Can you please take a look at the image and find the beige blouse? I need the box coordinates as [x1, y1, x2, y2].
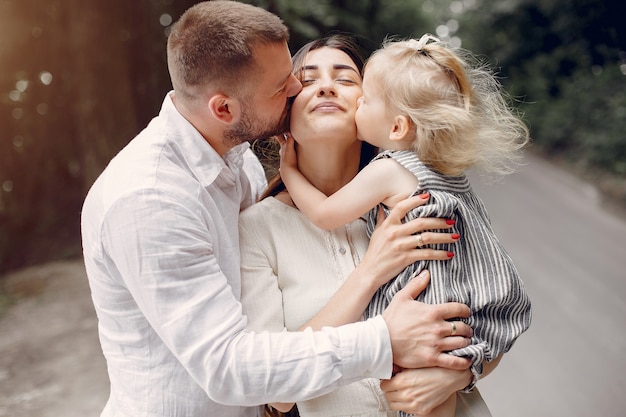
[239, 197, 396, 417]
[239, 197, 491, 417]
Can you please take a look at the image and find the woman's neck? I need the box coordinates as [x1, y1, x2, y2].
[295, 140, 362, 196]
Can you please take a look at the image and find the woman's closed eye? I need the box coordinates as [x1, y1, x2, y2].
[302, 77, 359, 86]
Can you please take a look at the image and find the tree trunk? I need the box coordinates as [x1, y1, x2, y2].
[63, 0, 140, 191]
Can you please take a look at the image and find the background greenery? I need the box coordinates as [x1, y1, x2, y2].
[0, 0, 624, 275]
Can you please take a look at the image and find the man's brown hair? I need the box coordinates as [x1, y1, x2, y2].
[167, 1, 289, 102]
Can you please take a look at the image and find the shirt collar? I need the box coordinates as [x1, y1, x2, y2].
[160, 92, 251, 188]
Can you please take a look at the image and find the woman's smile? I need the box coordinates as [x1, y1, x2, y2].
[312, 101, 344, 112]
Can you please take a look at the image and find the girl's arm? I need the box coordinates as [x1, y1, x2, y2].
[280, 135, 416, 230]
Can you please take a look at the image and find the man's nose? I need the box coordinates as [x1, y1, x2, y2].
[286, 74, 302, 98]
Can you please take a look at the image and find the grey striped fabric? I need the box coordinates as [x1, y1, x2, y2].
[365, 150, 532, 394]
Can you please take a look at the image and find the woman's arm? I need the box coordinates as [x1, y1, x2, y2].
[240, 211, 297, 413]
[240, 195, 463, 412]
[300, 194, 459, 330]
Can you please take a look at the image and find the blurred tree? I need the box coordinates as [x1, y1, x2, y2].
[0, 0, 196, 273]
[454, 0, 626, 182]
[247, 0, 436, 53]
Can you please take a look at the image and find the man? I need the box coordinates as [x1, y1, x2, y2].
[81, 2, 472, 416]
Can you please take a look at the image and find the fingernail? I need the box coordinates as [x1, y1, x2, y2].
[417, 270, 428, 279]
[451, 233, 461, 240]
[419, 193, 430, 199]
[446, 219, 455, 225]
[447, 252, 454, 258]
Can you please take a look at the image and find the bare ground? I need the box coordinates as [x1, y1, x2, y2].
[0, 259, 108, 417]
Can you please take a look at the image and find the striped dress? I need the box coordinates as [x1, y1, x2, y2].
[365, 150, 532, 393]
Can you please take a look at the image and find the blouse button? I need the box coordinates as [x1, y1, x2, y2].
[338, 247, 346, 255]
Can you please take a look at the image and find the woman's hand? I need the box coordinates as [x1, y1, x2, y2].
[380, 366, 472, 415]
[359, 193, 460, 288]
[296, 193, 462, 331]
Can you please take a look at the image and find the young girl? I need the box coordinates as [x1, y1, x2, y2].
[279, 34, 532, 417]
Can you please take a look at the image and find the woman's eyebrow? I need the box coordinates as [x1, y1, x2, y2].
[332, 64, 359, 73]
[300, 64, 358, 73]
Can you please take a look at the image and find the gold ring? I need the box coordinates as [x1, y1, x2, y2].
[415, 234, 424, 247]
[450, 322, 457, 336]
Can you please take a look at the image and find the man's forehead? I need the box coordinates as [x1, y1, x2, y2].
[253, 42, 292, 82]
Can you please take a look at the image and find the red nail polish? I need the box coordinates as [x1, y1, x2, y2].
[419, 193, 430, 199]
[447, 252, 455, 258]
[451, 233, 461, 240]
[446, 219, 456, 225]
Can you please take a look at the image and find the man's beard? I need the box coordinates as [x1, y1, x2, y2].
[223, 103, 290, 147]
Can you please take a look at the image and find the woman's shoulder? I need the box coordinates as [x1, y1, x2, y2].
[240, 195, 299, 227]
[241, 196, 279, 221]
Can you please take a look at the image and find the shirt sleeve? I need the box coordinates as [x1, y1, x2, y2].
[101, 189, 392, 406]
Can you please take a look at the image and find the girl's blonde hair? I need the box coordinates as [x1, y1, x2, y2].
[365, 34, 530, 176]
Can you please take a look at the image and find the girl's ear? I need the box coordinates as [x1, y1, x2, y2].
[389, 115, 412, 142]
[208, 94, 241, 124]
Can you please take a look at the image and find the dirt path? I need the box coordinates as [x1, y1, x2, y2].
[0, 259, 108, 417]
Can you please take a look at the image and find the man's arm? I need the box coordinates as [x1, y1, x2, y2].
[104, 190, 471, 405]
[102, 189, 391, 405]
[380, 355, 503, 415]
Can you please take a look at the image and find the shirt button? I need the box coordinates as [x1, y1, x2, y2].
[338, 247, 346, 255]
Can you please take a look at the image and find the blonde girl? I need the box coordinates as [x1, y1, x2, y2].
[279, 34, 532, 417]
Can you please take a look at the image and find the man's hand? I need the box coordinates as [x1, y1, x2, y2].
[381, 366, 471, 415]
[382, 270, 472, 370]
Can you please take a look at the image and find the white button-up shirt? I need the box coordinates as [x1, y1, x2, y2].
[81, 93, 392, 417]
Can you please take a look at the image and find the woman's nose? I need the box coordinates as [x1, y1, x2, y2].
[317, 79, 337, 97]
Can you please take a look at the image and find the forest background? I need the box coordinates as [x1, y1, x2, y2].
[0, 0, 624, 278]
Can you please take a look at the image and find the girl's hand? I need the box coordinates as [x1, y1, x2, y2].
[360, 193, 460, 288]
[278, 132, 298, 172]
[380, 366, 472, 415]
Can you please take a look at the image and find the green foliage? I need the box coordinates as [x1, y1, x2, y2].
[524, 64, 626, 175]
[456, 0, 626, 200]
[245, 0, 435, 52]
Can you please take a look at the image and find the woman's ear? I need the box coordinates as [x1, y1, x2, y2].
[208, 94, 240, 125]
[389, 115, 412, 142]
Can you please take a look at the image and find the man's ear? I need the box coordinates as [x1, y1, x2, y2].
[208, 94, 241, 124]
[389, 115, 412, 142]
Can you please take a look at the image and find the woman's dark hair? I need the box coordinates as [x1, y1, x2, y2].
[258, 33, 377, 199]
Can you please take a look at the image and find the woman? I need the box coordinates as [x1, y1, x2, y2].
[240, 35, 499, 417]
